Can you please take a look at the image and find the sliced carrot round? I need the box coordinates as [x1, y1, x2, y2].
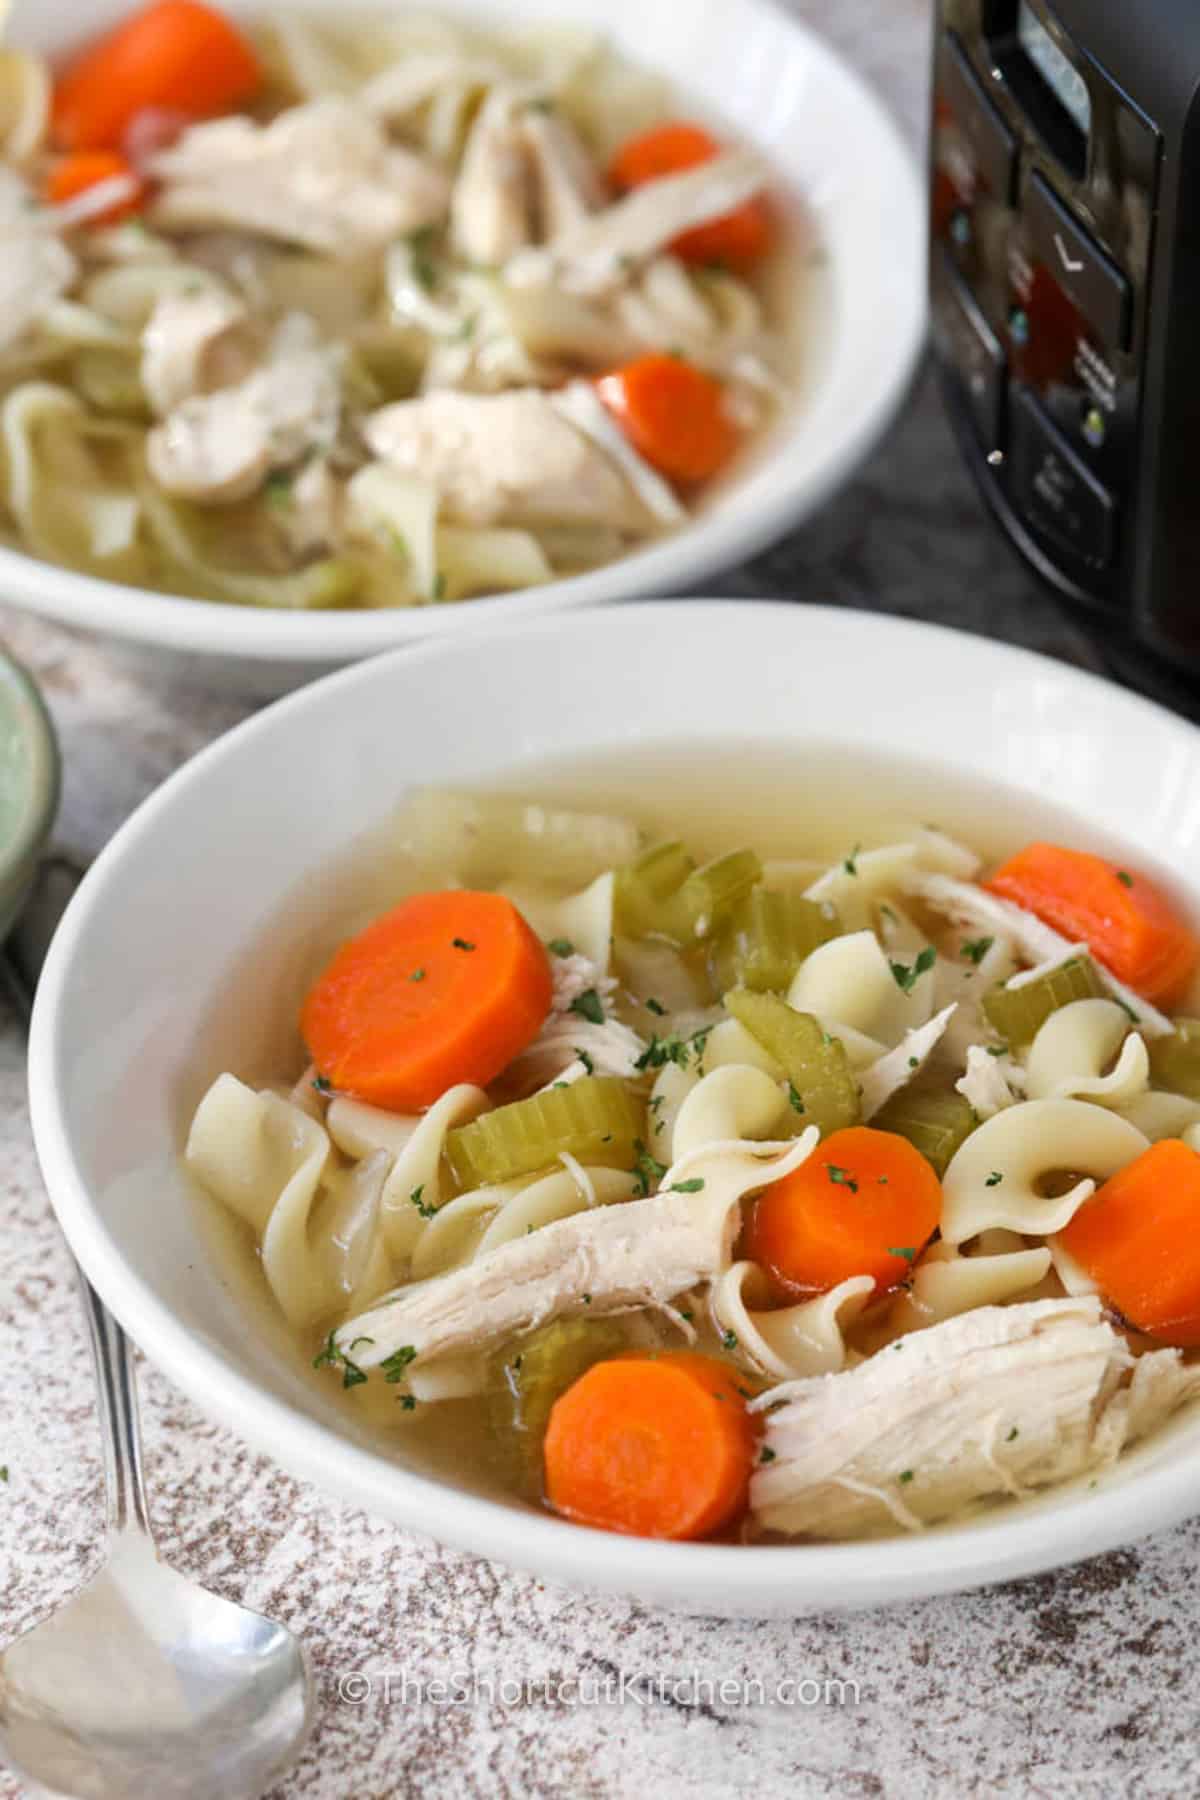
[607, 119, 772, 267]
[596, 354, 740, 484]
[543, 1352, 756, 1540]
[301, 890, 552, 1112]
[747, 1125, 942, 1301]
[45, 151, 146, 224]
[1059, 1138, 1200, 1346]
[984, 843, 1199, 1007]
[52, 0, 261, 153]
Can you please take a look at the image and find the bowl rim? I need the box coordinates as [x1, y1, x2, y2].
[0, 0, 928, 665]
[27, 599, 1200, 1608]
[0, 649, 60, 899]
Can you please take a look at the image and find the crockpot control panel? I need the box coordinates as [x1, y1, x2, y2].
[930, 0, 1159, 612]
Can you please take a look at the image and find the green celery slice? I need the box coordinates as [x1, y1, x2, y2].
[614, 840, 696, 938]
[671, 850, 763, 942]
[1148, 1019, 1200, 1099]
[711, 887, 842, 992]
[487, 1318, 629, 1496]
[446, 1077, 644, 1188]
[724, 988, 859, 1137]
[982, 954, 1108, 1045]
[872, 1087, 977, 1177]
[614, 841, 762, 945]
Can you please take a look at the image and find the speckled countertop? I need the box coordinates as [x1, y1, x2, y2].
[3, 3, 1199, 1796]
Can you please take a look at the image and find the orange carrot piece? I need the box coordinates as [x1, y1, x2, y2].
[596, 354, 740, 483]
[1059, 1138, 1200, 1346]
[52, 0, 261, 152]
[301, 891, 552, 1112]
[607, 119, 773, 266]
[985, 843, 1200, 1007]
[44, 151, 146, 224]
[543, 1352, 756, 1540]
[746, 1125, 942, 1301]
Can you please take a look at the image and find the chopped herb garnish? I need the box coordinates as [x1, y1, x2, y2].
[889, 946, 937, 994]
[410, 1184, 437, 1218]
[409, 967, 426, 982]
[1006, 1426, 1019, 1442]
[887, 1246, 916, 1262]
[1116, 870, 1134, 888]
[575, 1047, 595, 1075]
[313, 1074, 332, 1095]
[0, 1465, 8, 1481]
[312, 1330, 369, 1389]
[264, 470, 293, 510]
[908, 1056, 919, 1070]
[408, 224, 439, 291]
[826, 1164, 858, 1193]
[961, 936, 994, 965]
[760, 1446, 776, 1464]
[787, 1081, 806, 1115]
[987, 1043, 1009, 1058]
[582, 1293, 592, 1305]
[397, 1394, 417, 1411]
[721, 1328, 738, 1350]
[547, 938, 574, 957]
[670, 1178, 705, 1194]
[569, 988, 605, 1025]
[452, 936, 475, 951]
[985, 1170, 1003, 1187]
[879, 903, 897, 924]
[843, 843, 862, 877]
[635, 1032, 690, 1072]
[381, 1345, 418, 1383]
[898, 1469, 914, 1485]
[645, 997, 667, 1016]
[678, 1308, 694, 1323]
[632, 1138, 667, 1197]
[648, 1093, 666, 1117]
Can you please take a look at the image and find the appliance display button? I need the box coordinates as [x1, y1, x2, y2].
[941, 33, 1017, 206]
[1010, 387, 1116, 567]
[1026, 173, 1132, 349]
[932, 248, 1006, 448]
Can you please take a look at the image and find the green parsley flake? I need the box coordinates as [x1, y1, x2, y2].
[1006, 1426, 1019, 1441]
[987, 1043, 1010, 1058]
[569, 988, 605, 1025]
[678, 1308, 694, 1323]
[409, 967, 426, 982]
[582, 1293, 592, 1305]
[632, 1138, 667, 1197]
[575, 1047, 595, 1075]
[721, 1328, 738, 1350]
[961, 936, 994, 965]
[787, 1081, 806, 1115]
[1116, 870, 1134, 888]
[645, 997, 667, 1016]
[410, 1184, 436, 1218]
[0, 1465, 7, 1482]
[898, 1469, 914, 1484]
[634, 1032, 691, 1072]
[843, 843, 862, 876]
[381, 1345, 417, 1383]
[826, 1164, 858, 1193]
[889, 945, 936, 994]
[452, 936, 475, 952]
[312, 1330, 369, 1390]
[887, 1246, 916, 1262]
[985, 1170, 1003, 1187]
[670, 1178, 705, 1194]
[908, 1056, 919, 1070]
[759, 1446, 777, 1464]
[313, 1074, 332, 1094]
[397, 1394, 417, 1411]
[547, 938, 575, 957]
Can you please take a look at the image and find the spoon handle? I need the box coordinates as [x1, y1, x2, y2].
[76, 1263, 155, 1541]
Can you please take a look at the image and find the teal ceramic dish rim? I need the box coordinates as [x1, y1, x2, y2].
[0, 650, 60, 904]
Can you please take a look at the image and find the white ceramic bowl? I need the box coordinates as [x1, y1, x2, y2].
[28, 601, 1200, 1616]
[6, 0, 925, 696]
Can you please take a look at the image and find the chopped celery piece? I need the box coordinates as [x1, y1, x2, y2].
[614, 840, 696, 938]
[711, 888, 842, 993]
[615, 841, 762, 945]
[724, 989, 859, 1136]
[446, 1077, 644, 1188]
[872, 1088, 977, 1177]
[1149, 1019, 1200, 1099]
[487, 1317, 629, 1496]
[399, 788, 641, 885]
[982, 954, 1108, 1045]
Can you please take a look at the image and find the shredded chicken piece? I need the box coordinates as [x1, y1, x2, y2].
[449, 88, 536, 266]
[147, 316, 341, 503]
[0, 171, 76, 354]
[859, 1004, 957, 1120]
[506, 147, 769, 294]
[361, 51, 505, 122]
[511, 952, 645, 1089]
[522, 107, 605, 237]
[149, 100, 451, 259]
[956, 1044, 1019, 1119]
[140, 287, 256, 416]
[277, 455, 341, 559]
[363, 387, 653, 530]
[751, 1299, 1200, 1539]
[336, 1186, 738, 1368]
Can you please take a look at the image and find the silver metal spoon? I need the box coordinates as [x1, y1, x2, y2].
[0, 863, 314, 1800]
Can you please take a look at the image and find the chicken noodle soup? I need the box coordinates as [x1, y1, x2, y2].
[187, 783, 1200, 1542]
[0, 1, 811, 610]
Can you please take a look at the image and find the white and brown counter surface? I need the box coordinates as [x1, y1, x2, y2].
[1, 2, 1195, 1793]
